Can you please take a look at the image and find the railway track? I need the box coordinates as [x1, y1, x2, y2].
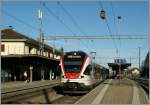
[51, 94, 83, 104]
[51, 80, 107, 104]
[135, 78, 149, 94]
[1, 81, 60, 104]
[2, 84, 85, 104]
[1, 79, 107, 104]
[128, 77, 149, 94]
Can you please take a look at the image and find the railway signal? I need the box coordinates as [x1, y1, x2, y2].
[100, 10, 106, 19]
[118, 16, 121, 19]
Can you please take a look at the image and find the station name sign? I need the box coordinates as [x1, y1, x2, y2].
[115, 59, 126, 64]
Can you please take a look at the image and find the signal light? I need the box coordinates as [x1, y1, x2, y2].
[100, 10, 106, 19]
[81, 76, 84, 78]
[118, 16, 121, 19]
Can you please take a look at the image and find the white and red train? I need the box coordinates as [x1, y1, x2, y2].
[60, 51, 109, 93]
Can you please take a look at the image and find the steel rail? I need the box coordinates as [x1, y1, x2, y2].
[1, 82, 60, 104]
[134, 78, 149, 94]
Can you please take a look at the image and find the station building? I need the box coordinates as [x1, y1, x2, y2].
[1, 28, 63, 82]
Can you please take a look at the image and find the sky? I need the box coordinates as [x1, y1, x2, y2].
[1, 0, 149, 67]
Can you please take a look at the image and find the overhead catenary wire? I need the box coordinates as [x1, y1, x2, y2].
[117, 16, 122, 58]
[42, 2, 90, 51]
[42, 2, 79, 51]
[96, 56, 139, 59]
[57, 1, 86, 35]
[56, 1, 94, 51]
[2, 9, 38, 31]
[99, 1, 119, 58]
[110, 2, 118, 37]
[44, 35, 149, 40]
[0, 25, 9, 29]
[110, 2, 122, 58]
[43, 3, 76, 35]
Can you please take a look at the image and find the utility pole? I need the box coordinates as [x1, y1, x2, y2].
[38, 9, 44, 56]
[38, 9, 44, 80]
[119, 63, 121, 85]
[90, 52, 96, 63]
[90, 52, 96, 77]
[138, 47, 141, 69]
[53, 40, 55, 59]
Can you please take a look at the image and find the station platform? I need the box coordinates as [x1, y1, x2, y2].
[1, 79, 60, 93]
[76, 78, 149, 104]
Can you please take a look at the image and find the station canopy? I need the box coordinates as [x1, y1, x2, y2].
[108, 59, 131, 71]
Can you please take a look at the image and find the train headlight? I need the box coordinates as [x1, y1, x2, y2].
[62, 75, 65, 78]
[80, 76, 84, 78]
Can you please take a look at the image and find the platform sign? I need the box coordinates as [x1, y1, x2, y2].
[67, 55, 81, 58]
[115, 59, 126, 64]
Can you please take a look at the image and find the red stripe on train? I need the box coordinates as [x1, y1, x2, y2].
[65, 73, 80, 79]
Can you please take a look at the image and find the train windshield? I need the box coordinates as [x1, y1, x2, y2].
[63, 52, 86, 73]
[64, 61, 82, 73]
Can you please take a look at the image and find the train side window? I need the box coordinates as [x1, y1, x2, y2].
[84, 65, 92, 75]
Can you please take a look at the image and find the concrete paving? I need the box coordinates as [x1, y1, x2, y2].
[75, 79, 112, 104]
[76, 78, 149, 104]
[101, 78, 133, 104]
[101, 78, 149, 104]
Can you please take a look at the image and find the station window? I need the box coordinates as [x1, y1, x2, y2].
[1, 44, 5, 52]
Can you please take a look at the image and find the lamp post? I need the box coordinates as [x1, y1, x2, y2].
[118, 63, 121, 85]
[90, 52, 96, 76]
[38, 9, 43, 56]
[38, 9, 45, 80]
[115, 59, 122, 85]
[29, 65, 33, 82]
[90, 52, 96, 60]
[138, 47, 141, 69]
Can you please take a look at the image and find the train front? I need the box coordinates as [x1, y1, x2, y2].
[60, 51, 89, 92]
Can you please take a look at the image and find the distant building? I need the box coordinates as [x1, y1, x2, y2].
[131, 68, 140, 76]
[1, 28, 63, 82]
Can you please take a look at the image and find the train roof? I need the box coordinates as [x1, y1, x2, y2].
[90, 63, 108, 70]
[64, 51, 108, 70]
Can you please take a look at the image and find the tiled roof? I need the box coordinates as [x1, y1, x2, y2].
[1, 29, 53, 51]
[2, 29, 29, 39]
